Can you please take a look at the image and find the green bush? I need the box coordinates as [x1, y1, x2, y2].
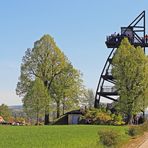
[128, 126, 143, 137]
[98, 129, 119, 147]
[140, 120, 148, 132]
[112, 114, 125, 125]
[82, 108, 112, 125]
[80, 108, 125, 125]
[95, 112, 112, 124]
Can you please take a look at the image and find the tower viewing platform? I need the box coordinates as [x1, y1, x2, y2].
[95, 11, 147, 108]
[106, 26, 148, 48]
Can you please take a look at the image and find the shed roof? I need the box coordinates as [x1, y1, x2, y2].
[66, 109, 84, 115]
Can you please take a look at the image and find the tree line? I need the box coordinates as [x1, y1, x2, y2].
[4, 36, 148, 125]
[16, 34, 94, 125]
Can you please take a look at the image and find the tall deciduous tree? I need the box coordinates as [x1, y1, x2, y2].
[23, 78, 50, 125]
[112, 38, 148, 124]
[16, 35, 68, 124]
[50, 63, 84, 118]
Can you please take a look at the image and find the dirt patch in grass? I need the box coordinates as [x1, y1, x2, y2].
[122, 132, 148, 148]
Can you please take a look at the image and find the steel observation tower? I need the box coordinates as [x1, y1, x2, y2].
[94, 11, 148, 108]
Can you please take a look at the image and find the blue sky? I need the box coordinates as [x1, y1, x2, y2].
[0, 0, 148, 105]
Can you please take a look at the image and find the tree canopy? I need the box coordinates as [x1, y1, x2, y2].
[16, 34, 84, 124]
[112, 38, 148, 124]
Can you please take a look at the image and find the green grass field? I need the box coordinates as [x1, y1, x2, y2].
[0, 125, 129, 148]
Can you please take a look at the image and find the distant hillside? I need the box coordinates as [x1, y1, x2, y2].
[9, 105, 26, 117]
[9, 105, 23, 114]
[9, 105, 23, 110]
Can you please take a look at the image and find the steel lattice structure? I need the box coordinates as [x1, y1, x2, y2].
[95, 11, 148, 108]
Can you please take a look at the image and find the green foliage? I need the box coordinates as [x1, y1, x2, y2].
[98, 129, 119, 147]
[127, 121, 148, 138]
[112, 38, 148, 123]
[81, 108, 126, 125]
[127, 126, 143, 137]
[16, 34, 68, 95]
[50, 63, 84, 117]
[140, 120, 148, 131]
[111, 114, 125, 125]
[0, 104, 11, 121]
[16, 34, 84, 122]
[16, 35, 68, 112]
[23, 78, 50, 124]
[82, 108, 112, 124]
[95, 111, 112, 125]
[15, 117, 25, 123]
[84, 89, 95, 108]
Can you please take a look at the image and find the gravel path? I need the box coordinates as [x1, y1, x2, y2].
[139, 136, 148, 148]
[122, 133, 148, 148]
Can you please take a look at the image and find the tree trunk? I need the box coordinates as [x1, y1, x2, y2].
[36, 111, 39, 125]
[44, 113, 49, 125]
[62, 102, 65, 115]
[141, 110, 145, 123]
[44, 104, 50, 125]
[127, 113, 133, 125]
[57, 101, 60, 118]
[44, 81, 50, 125]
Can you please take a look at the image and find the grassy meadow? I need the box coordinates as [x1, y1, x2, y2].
[0, 125, 129, 148]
